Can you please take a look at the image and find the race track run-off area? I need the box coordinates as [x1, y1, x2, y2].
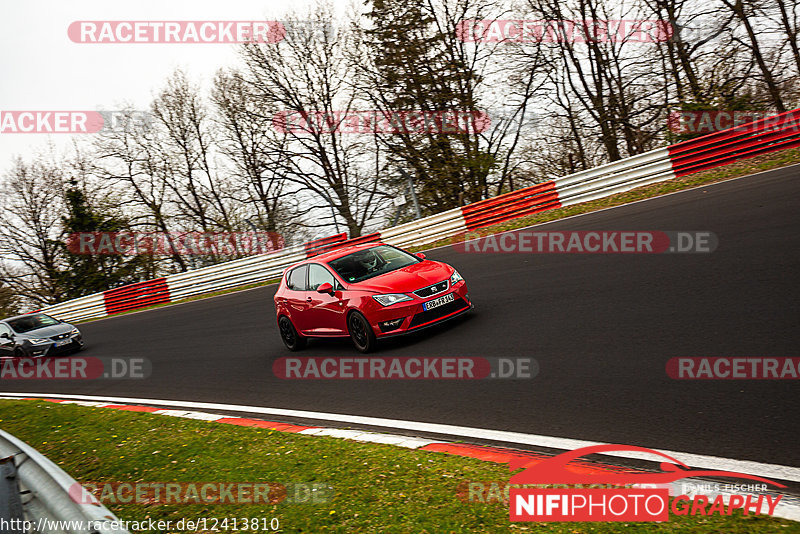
[3, 165, 799, 468]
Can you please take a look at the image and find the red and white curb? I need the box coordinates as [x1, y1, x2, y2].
[1, 394, 799, 521]
[0, 397, 543, 456]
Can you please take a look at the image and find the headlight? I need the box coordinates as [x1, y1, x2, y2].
[450, 269, 464, 285]
[69, 328, 80, 336]
[372, 294, 413, 307]
[28, 338, 51, 345]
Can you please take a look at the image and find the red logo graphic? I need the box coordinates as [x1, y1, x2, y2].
[509, 444, 785, 522]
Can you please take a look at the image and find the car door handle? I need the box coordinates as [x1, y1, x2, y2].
[306, 297, 312, 302]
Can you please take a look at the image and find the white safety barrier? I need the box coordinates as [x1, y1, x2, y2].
[380, 207, 467, 249]
[555, 147, 675, 206]
[37, 293, 106, 325]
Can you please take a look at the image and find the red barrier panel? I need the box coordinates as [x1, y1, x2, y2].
[344, 232, 382, 245]
[305, 232, 382, 257]
[460, 181, 560, 231]
[103, 278, 171, 315]
[668, 109, 800, 177]
[304, 233, 348, 258]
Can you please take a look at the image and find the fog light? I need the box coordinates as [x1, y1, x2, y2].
[379, 318, 405, 332]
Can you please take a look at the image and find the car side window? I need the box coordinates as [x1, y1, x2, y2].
[286, 265, 308, 291]
[307, 263, 337, 291]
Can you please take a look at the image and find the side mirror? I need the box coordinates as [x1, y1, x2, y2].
[317, 282, 334, 295]
[416, 252, 426, 260]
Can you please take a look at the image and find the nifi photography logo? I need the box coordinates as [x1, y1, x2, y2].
[509, 444, 785, 522]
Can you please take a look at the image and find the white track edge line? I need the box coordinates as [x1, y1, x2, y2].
[3, 392, 798, 483]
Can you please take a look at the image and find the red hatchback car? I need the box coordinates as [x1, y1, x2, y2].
[274, 243, 471, 352]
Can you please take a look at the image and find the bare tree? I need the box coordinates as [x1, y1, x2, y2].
[151, 69, 237, 237]
[524, 0, 669, 161]
[238, 4, 388, 236]
[775, 0, 800, 77]
[718, 0, 786, 111]
[0, 154, 67, 306]
[93, 109, 189, 272]
[212, 68, 306, 245]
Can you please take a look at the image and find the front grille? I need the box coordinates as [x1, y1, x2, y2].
[409, 298, 468, 328]
[413, 280, 449, 299]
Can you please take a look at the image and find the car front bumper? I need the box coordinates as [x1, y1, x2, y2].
[367, 281, 472, 338]
[24, 335, 84, 358]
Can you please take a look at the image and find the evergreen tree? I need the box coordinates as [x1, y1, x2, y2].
[57, 180, 144, 298]
[363, 0, 495, 212]
[0, 285, 18, 318]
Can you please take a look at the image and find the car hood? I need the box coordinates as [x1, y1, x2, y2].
[18, 324, 74, 338]
[354, 260, 454, 293]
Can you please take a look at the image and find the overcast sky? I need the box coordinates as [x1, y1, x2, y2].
[0, 0, 348, 174]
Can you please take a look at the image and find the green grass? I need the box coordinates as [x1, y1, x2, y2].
[1, 400, 797, 533]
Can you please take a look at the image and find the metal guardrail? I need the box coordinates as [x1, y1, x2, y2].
[554, 147, 675, 206]
[36, 109, 799, 324]
[0, 429, 131, 534]
[669, 108, 800, 176]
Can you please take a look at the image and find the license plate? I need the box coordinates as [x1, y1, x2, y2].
[423, 292, 455, 311]
[54, 339, 71, 347]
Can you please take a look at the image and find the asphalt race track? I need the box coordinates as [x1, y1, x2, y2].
[3, 165, 799, 467]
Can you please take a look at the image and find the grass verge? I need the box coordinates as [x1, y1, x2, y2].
[1, 400, 797, 533]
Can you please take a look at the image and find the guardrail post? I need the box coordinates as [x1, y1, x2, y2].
[0, 456, 25, 533]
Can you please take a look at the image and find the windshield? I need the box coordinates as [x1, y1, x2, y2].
[7, 313, 61, 333]
[328, 245, 420, 284]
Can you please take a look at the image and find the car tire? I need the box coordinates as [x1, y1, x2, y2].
[348, 311, 376, 353]
[278, 316, 306, 351]
[13, 347, 26, 358]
